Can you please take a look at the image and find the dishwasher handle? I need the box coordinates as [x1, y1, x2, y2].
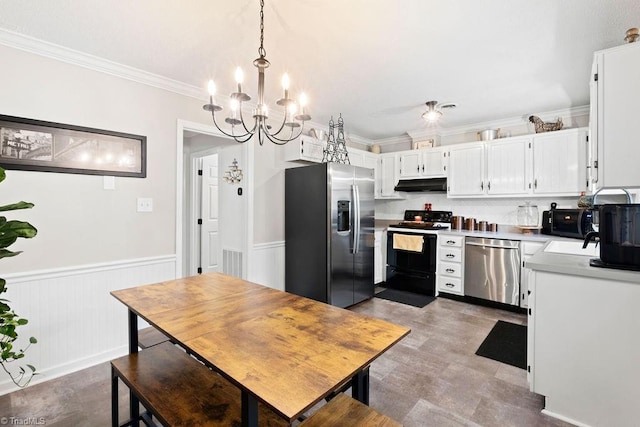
[465, 239, 520, 250]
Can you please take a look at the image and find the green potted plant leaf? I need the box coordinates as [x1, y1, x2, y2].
[0, 166, 38, 387]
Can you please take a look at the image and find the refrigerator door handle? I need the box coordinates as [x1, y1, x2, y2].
[353, 184, 361, 254]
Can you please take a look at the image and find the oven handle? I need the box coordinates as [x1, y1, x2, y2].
[353, 184, 361, 254]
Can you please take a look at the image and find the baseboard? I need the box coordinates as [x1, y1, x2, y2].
[0, 345, 128, 396]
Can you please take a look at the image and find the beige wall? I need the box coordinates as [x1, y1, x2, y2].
[0, 44, 209, 273]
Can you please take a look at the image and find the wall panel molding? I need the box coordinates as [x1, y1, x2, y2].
[0, 255, 176, 396]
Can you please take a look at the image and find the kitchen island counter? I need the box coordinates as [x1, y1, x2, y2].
[526, 240, 640, 284]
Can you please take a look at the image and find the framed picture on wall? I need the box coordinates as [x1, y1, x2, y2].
[0, 114, 146, 178]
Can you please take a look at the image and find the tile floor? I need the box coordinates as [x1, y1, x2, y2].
[0, 295, 572, 426]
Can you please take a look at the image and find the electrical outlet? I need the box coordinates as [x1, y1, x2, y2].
[137, 197, 153, 212]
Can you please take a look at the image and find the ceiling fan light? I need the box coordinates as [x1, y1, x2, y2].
[422, 110, 442, 122]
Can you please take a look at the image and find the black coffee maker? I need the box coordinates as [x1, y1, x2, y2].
[583, 204, 640, 270]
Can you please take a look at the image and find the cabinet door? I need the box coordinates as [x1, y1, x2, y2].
[532, 129, 586, 195]
[520, 241, 545, 308]
[423, 148, 446, 177]
[447, 143, 485, 196]
[380, 154, 399, 197]
[349, 150, 366, 168]
[399, 152, 422, 178]
[374, 231, 383, 284]
[596, 43, 640, 188]
[363, 154, 380, 197]
[486, 137, 530, 196]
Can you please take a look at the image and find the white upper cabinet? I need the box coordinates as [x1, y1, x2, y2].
[531, 129, 587, 195]
[447, 142, 485, 197]
[447, 128, 587, 198]
[398, 151, 422, 178]
[348, 147, 380, 196]
[379, 153, 401, 198]
[486, 137, 531, 196]
[423, 148, 447, 177]
[398, 147, 446, 179]
[283, 136, 324, 163]
[591, 42, 640, 189]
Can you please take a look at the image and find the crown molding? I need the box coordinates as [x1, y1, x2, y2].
[372, 134, 412, 147]
[404, 105, 590, 141]
[0, 28, 207, 100]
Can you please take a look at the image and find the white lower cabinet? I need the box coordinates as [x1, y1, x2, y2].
[519, 240, 545, 308]
[374, 230, 385, 284]
[437, 233, 464, 295]
[528, 269, 640, 426]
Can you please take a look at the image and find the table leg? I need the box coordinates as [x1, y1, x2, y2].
[352, 367, 370, 405]
[111, 366, 118, 427]
[128, 309, 139, 354]
[241, 390, 258, 427]
[128, 309, 140, 426]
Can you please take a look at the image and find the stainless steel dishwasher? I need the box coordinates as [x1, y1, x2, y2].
[464, 237, 521, 306]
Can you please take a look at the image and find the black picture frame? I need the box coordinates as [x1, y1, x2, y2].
[0, 114, 146, 178]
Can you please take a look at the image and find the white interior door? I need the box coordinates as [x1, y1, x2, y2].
[200, 154, 220, 273]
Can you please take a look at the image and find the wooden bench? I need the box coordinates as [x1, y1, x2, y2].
[111, 341, 401, 426]
[110, 341, 288, 426]
[299, 393, 402, 427]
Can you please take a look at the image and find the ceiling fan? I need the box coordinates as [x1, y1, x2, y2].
[421, 100, 457, 123]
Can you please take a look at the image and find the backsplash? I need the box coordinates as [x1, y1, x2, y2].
[375, 193, 611, 225]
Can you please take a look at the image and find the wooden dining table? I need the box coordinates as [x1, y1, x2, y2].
[111, 272, 410, 426]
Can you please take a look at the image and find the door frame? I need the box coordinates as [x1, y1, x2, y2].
[175, 119, 253, 278]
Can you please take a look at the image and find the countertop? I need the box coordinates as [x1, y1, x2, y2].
[526, 240, 640, 284]
[375, 219, 550, 243]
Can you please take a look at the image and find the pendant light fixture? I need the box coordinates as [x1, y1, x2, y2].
[203, 0, 310, 145]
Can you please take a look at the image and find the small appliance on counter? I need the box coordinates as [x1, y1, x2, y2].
[541, 203, 594, 239]
[516, 202, 540, 234]
[583, 204, 640, 271]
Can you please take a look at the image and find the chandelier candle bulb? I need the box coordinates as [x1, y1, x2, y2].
[282, 73, 290, 99]
[235, 67, 244, 93]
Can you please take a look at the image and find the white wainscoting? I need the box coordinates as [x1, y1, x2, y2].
[0, 255, 176, 395]
[248, 241, 285, 291]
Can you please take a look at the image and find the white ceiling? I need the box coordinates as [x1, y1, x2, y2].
[0, 0, 638, 141]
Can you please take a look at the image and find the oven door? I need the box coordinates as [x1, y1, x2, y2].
[387, 230, 437, 272]
[386, 230, 437, 295]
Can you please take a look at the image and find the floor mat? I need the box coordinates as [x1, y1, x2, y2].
[374, 288, 435, 308]
[475, 320, 527, 369]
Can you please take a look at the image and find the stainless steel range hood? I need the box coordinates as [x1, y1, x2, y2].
[394, 178, 447, 192]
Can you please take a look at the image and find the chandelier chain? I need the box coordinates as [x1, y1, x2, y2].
[258, 0, 266, 57]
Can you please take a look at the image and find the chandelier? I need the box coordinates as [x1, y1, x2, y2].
[223, 158, 243, 184]
[203, 0, 310, 145]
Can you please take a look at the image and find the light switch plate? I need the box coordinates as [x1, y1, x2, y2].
[137, 197, 153, 212]
[103, 176, 115, 190]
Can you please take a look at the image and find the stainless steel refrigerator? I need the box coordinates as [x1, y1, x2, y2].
[285, 162, 375, 308]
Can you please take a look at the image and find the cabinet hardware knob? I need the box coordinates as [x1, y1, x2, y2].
[446, 268, 455, 273]
[534, 179, 538, 189]
[481, 181, 484, 190]
[445, 283, 454, 288]
[446, 254, 454, 258]
[446, 240, 455, 244]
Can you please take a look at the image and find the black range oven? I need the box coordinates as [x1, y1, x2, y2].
[385, 210, 452, 296]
